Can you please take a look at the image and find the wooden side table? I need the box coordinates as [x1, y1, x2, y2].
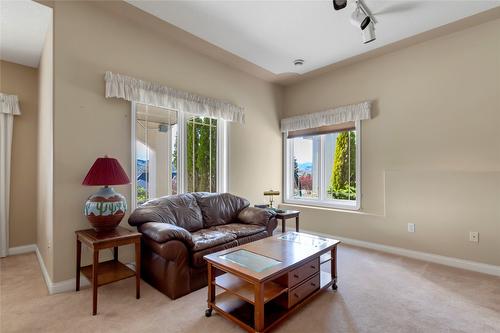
[276, 210, 300, 233]
[75, 226, 141, 315]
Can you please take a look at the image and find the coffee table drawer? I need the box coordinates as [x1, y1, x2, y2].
[289, 273, 320, 307]
[289, 257, 319, 287]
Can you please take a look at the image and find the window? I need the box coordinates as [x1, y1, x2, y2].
[132, 103, 227, 208]
[284, 121, 360, 210]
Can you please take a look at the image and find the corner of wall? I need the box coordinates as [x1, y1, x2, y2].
[36, 6, 54, 281]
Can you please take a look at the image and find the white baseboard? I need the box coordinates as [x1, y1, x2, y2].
[8, 244, 37, 255]
[34, 246, 90, 294]
[298, 228, 500, 277]
[48, 263, 136, 294]
[34, 247, 52, 293]
[32, 246, 136, 294]
[51, 276, 90, 294]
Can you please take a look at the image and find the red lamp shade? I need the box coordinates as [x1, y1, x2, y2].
[82, 156, 130, 186]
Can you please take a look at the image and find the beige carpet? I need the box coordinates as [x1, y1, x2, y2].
[1, 244, 500, 333]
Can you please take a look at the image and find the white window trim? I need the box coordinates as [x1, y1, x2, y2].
[217, 119, 228, 193]
[283, 120, 361, 211]
[131, 102, 138, 210]
[131, 102, 228, 210]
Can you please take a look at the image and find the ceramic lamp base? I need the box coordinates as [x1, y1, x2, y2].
[84, 186, 127, 232]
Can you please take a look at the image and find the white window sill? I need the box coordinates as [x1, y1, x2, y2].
[283, 198, 360, 211]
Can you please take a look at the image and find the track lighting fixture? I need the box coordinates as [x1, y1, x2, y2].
[350, 4, 371, 30]
[332, 0, 376, 44]
[332, 0, 347, 10]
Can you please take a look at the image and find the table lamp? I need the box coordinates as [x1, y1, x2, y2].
[82, 156, 130, 233]
[263, 190, 280, 208]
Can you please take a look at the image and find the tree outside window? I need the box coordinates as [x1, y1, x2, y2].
[328, 131, 356, 200]
[186, 116, 217, 192]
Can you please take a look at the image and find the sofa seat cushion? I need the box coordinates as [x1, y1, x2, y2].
[191, 240, 238, 268]
[236, 231, 269, 246]
[212, 223, 266, 238]
[191, 229, 237, 252]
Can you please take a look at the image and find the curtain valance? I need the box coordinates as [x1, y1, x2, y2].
[0, 93, 21, 116]
[104, 71, 245, 124]
[281, 100, 371, 133]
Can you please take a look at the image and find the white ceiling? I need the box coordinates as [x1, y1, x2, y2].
[0, 0, 52, 68]
[127, 0, 500, 75]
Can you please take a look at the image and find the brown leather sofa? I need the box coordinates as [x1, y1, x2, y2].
[128, 192, 277, 299]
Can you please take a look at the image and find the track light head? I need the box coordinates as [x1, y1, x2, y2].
[350, 5, 371, 30]
[362, 22, 376, 44]
[333, 0, 347, 10]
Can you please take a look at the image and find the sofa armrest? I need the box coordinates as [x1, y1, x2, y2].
[237, 207, 273, 226]
[139, 222, 194, 248]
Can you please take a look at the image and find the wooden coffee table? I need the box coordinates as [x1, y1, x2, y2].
[204, 232, 340, 333]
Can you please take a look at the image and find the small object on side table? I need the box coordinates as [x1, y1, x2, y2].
[75, 226, 141, 315]
[276, 209, 300, 233]
[263, 190, 280, 208]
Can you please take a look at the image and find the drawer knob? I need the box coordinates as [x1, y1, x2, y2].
[311, 265, 316, 269]
[293, 274, 299, 278]
[311, 282, 316, 287]
[294, 293, 299, 298]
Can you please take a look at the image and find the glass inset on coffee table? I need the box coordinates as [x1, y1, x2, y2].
[219, 249, 281, 273]
[278, 232, 328, 247]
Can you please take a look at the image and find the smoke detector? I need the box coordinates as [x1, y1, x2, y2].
[293, 59, 305, 66]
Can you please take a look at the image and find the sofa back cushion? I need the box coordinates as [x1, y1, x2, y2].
[193, 192, 250, 228]
[128, 193, 203, 232]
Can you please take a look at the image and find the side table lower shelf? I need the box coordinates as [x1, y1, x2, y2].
[81, 260, 136, 287]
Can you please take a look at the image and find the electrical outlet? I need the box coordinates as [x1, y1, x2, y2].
[408, 223, 415, 233]
[469, 232, 479, 243]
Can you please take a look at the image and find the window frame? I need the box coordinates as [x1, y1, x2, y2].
[283, 120, 361, 211]
[131, 102, 228, 210]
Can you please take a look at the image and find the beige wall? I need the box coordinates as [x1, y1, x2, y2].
[51, 1, 282, 282]
[0, 61, 38, 248]
[281, 18, 500, 266]
[37, 16, 54, 279]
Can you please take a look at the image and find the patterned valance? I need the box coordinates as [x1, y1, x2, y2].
[281, 100, 371, 132]
[104, 71, 244, 123]
[0, 93, 21, 115]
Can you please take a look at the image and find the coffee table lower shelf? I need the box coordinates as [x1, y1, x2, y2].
[213, 292, 288, 332]
[209, 271, 333, 333]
